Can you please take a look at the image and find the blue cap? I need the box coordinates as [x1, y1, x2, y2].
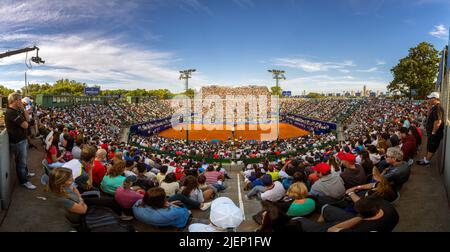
[261, 174, 273, 186]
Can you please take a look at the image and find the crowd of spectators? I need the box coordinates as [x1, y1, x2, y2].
[131, 133, 337, 160]
[23, 90, 429, 232]
[281, 98, 364, 123]
[200, 85, 271, 99]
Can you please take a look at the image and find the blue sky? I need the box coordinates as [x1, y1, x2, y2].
[0, 0, 449, 94]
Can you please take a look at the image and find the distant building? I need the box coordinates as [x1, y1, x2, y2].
[363, 85, 367, 97]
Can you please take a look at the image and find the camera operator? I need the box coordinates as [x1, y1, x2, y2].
[5, 92, 36, 190]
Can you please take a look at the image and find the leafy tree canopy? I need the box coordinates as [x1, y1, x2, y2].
[388, 42, 440, 99]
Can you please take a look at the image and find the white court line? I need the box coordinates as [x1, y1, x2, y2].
[236, 173, 246, 220]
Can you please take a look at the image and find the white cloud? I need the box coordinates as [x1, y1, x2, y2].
[413, 0, 450, 6]
[274, 58, 355, 72]
[0, 80, 28, 90]
[0, 33, 198, 91]
[0, 0, 212, 34]
[376, 60, 386, 65]
[357, 67, 378, 73]
[0, 0, 138, 31]
[430, 24, 449, 40]
[282, 75, 387, 94]
[232, 0, 255, 8]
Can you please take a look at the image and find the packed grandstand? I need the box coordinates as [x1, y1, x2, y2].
[2, 84, 428, 232]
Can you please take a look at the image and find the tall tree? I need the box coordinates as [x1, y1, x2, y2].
[147, 89, 175, 99]
[0, 85, 14, 96]
[21, 83, 52, 96]
[306, 92, 324, 99]
[178, 88, 195, 98]
[126, 88, 148, 97]
[388, 42, 440, 99]
[270, 86, 282, 97]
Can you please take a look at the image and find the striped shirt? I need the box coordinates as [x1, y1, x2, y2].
[204, 171, 221, 185]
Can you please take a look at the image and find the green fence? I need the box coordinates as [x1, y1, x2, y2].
[35, 94, 111, 108]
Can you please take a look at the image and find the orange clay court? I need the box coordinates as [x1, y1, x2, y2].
[158, 122, 310, 141]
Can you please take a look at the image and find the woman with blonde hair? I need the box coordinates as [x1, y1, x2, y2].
[48, 167, 87, 216]
[48, 167, 125, 225]
[345, 167, 397, 203]
[285, 182, 315, 217]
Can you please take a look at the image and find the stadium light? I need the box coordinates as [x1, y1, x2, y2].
[268, 69, 287, 141]
[179, 69, 196, 143]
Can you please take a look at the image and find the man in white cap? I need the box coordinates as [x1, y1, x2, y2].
[417, 92, 445, 165]
[188, 197, 244, 232]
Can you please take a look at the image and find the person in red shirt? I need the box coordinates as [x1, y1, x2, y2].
[101, 142, 109, 151]
[399, 127, 417, 162]
[46, 132, 65, 167]
[92, 148, 108, 188]
[108, 148, 116, 161]
[416, 126, 423, 139]
[175, 167, 186, 181]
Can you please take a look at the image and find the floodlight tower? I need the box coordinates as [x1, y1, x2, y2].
[179, 69, 196, 143]
[268, 69, 286, 141]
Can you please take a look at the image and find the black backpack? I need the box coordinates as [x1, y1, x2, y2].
[81, 207, 135, 232]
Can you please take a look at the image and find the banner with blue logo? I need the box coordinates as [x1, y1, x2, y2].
[84, 87, 100, 95]
[283, 114, 337, 135]
[130, 116, 173, 137]
[282, 91, 292, 97]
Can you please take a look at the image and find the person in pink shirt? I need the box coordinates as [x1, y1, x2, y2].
[204, 165, 226, 191]
[115, 175, 144, 211]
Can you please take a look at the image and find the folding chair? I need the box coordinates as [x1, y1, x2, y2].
[42, 159, 53, 176]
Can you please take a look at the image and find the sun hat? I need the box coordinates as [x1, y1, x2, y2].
[427, 92, 439, 99]
[210, 197, 244, 229]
